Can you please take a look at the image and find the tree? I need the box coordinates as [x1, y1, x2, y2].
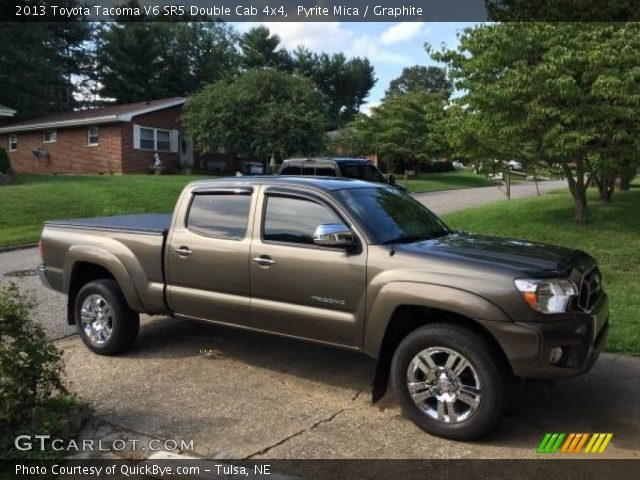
[0, 1, 93, 118]
[308, 53, 376, 130]
[98, 22, 238, 103]
[385, 65, 453, 98]
[240, 26, 292, 70]
[183, 70, 327, 163]
[357, 91, 448, 173]
[432, 23, 640, 223]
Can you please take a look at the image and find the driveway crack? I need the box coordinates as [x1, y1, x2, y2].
[246, 383, 369, 459]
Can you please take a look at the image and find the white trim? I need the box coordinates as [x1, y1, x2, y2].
[8, 134, 17, 151]
[0, 98, 185, 134]
[87, 126, 99, 146]
[0, 115, 119, 134]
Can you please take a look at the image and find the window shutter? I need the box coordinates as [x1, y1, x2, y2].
[133, 124, 141, 149]
[171, 130, 179, 153]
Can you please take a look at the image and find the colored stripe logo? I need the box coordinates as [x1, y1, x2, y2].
[537, 433, 613, 454]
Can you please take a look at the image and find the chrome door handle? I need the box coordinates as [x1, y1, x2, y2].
[252, 256, 276, 267]
[174, 246, 192, 257]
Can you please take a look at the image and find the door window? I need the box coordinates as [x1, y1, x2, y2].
[263, 195, 341, 245]
[280, 163, 301, 175]
[187, 193, 252, 239]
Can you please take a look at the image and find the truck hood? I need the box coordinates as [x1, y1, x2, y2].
[398, 232, 583, 275]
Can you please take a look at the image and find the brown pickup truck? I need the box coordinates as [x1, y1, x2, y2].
[38, 176, 609, 439]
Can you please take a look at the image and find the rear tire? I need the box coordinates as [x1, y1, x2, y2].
[74, 279, 139, 355]
[391, 323, 504, 440]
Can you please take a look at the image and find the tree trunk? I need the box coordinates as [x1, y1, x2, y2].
[564, 164, 588, 224]
[596, 172, 615, 203]
[617, 168, 636, 191]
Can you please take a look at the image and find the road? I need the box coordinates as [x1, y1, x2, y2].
[3, 180, 639, 460]
[414, 179, 567, 215]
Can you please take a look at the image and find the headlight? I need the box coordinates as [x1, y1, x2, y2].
[514, 278, 577, 314]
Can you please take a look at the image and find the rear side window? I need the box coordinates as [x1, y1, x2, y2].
[315, 166, 337, 176]
[187, 193, 252, 239]
[263, 195, 341, 245]
[339, 164, 361, 179]
[280, 163, 301, 175]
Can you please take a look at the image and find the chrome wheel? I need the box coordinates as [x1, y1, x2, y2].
[406, 347, 481, 423]
[80, 294, 113, 346]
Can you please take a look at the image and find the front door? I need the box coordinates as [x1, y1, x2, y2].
[166, 188, 254, 324]
[248, 189, 367, 347]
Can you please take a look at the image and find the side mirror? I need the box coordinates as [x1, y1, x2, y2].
[313, 224, 355, 247]
[387, 174, 396, 185]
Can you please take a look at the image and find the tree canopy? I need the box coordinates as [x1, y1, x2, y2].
[98, 22, 238, 103]
[183, 69, 327, 162]
[356, 91, 448, 172]
[385, 65, 453, 98]
[432, 22, 640, 223]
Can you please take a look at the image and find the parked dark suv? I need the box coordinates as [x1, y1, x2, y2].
[278, 157, 401, 188]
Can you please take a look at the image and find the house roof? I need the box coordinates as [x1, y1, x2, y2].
[0, 104, 16, 117]
[0, 97, 185, 134]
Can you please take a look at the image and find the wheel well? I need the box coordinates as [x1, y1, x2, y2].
[371, 305, 513, 403]
[67, 262, 115, 325]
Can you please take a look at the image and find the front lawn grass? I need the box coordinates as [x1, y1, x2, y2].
[403, 170, 495, 193]
[0, 174, 210, 246]
[443, 183, 640, 355]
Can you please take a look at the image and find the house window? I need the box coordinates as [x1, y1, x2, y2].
[138, 126, 171, 151]
[156, 129, 171, 152]
[87, 126, 99, 146]
[139, 127, 155, 150]
[8, 134, 17, 152]
[43, 129, 57, 143]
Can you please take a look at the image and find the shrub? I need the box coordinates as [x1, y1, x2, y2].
[0, 147, 11, 174]
[0, 283, 85, 457]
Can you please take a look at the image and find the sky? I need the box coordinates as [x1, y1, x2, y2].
[235, 22, 479, 113]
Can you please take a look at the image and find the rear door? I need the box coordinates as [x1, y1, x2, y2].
[166, 187, 255, 325]
[248, 188, 367, 347]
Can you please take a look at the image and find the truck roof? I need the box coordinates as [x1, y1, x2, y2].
[282, 157, 372, 164]
[187, 175, 384, 192]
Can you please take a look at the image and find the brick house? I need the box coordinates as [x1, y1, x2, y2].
[0, 98, 195, 174]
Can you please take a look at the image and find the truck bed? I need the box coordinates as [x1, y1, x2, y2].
[45, 213, 171, 234]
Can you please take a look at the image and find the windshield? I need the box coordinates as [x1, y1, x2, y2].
[334, 187, 450, 244]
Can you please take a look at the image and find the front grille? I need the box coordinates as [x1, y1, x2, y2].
[578, 266, 603, 312]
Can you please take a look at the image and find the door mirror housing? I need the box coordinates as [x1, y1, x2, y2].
[313, 224, 355, 247]
[387, 174, 396, 185]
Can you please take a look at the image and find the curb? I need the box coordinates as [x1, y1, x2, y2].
[0, 243, 37, 253]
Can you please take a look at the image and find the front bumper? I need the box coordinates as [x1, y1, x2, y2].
[480, 293, 609, 379]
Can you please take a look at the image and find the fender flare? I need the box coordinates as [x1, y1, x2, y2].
[63, 245, 145, 312]
[363, 281, 512, 358]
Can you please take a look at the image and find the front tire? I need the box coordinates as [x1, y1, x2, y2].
[391, 323, 504, 440]
[74, 279, 139, 355]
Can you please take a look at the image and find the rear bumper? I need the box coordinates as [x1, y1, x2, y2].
[37, 264, 52, 290]
[480, 293, 609, 379]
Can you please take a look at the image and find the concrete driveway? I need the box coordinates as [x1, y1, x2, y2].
[2, 180, 639, 459]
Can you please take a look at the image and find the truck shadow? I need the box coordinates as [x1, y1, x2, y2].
[120, 316, 640, 452]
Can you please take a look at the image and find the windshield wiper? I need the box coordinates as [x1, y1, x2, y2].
[382, 232, 448, 245]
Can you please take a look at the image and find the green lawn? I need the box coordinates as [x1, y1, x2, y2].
[443, 183, 640, 355]
[403, 170, 495, 193]
[0, 174, 210, 246]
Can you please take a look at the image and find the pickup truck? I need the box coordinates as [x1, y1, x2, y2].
[38, 176, 609, 440]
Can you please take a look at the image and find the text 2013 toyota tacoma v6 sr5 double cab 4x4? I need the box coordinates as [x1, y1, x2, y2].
[38, 177, 609, 439]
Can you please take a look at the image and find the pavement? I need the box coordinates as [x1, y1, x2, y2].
[2, 180, 639, 460]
